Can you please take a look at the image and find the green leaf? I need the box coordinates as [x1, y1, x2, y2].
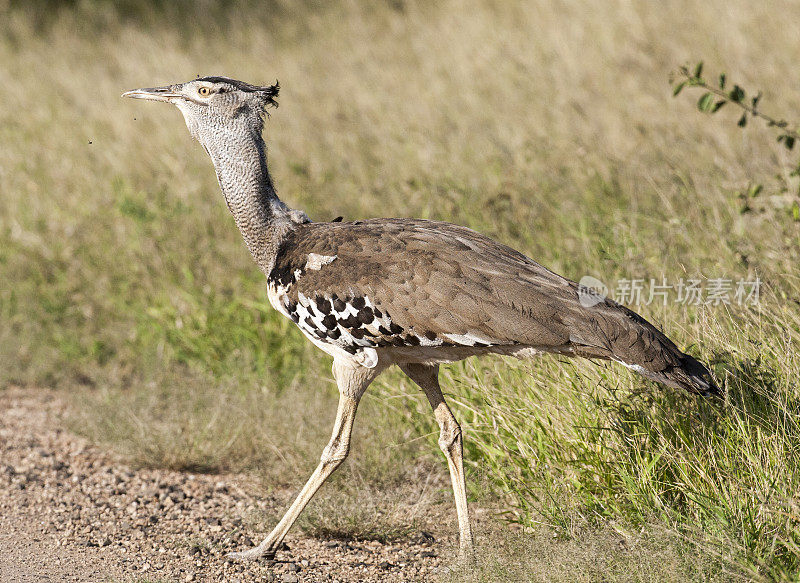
[751, 92, 761, 109]
[729, 85, 745, 102]
[697, 93, 715, 113]
[738, 113, 747, 127]
[694, 62, 704, 79]
[718, 73, 726, 89]
[793, 203, 800, 222]
[784, 136, 795, 150]
[672, 81, 687, 96]
[712, 100, 726, 112]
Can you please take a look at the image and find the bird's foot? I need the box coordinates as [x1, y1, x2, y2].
[226, 545, 277, 561]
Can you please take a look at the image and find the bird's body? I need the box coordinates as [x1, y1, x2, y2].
[123, 76, 716, 562]
[266, 218, 712, 392]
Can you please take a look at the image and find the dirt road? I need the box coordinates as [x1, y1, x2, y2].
[0, 388, 449, 582]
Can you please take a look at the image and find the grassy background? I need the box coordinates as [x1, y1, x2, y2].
[2, 0, 800, 580]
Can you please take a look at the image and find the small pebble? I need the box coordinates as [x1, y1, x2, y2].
[420, 550, 437, 558]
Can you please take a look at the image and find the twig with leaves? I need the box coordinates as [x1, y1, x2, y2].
[671, 62, 800, 220]
[671, 62, 800, 150]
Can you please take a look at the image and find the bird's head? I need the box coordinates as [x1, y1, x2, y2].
[123, 76, 279, 145]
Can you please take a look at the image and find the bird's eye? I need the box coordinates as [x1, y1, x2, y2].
[198, 86, 211, 96]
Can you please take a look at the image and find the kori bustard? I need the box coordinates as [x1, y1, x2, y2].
[123, 77, 717, 560]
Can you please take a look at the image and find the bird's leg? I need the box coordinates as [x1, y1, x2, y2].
[400, 363, 474, 558]
[228, 359, 381, 560]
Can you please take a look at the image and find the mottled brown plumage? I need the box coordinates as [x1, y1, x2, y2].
[124, 76, 716, 564]
[267, 218, 712, 393]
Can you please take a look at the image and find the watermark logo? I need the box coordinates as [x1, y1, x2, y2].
[578, 275, 609, 307]
[577, 276, 760, 307]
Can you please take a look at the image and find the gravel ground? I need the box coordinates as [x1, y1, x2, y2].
[0, 387, 453, 582]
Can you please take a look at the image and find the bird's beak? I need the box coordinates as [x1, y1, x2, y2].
[122, 85, 182, 103]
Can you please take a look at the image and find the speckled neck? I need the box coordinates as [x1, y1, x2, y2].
[203, 124, 294, 275]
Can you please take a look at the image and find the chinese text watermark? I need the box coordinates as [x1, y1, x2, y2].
[578, 276, 760, 308]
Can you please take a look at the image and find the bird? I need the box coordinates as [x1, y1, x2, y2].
[123, 76, 717, 561]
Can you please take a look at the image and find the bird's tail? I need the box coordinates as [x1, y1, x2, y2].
[635, 352, 719, 397]
[567, 295, 719, 397]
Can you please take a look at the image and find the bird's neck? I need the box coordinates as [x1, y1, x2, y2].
[205, 129, 293, 275]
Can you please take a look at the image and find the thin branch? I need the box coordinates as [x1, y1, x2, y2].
[673, 65, 800, 142]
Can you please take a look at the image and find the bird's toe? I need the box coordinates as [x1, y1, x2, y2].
[226, 546, 276, 561]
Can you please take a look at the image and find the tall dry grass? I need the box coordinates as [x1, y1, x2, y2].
[2, 0, 800, 579]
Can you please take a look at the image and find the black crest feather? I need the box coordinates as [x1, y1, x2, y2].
[196, 76, 279, 108]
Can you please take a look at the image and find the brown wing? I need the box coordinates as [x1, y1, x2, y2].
[269, 218, 713, 393]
